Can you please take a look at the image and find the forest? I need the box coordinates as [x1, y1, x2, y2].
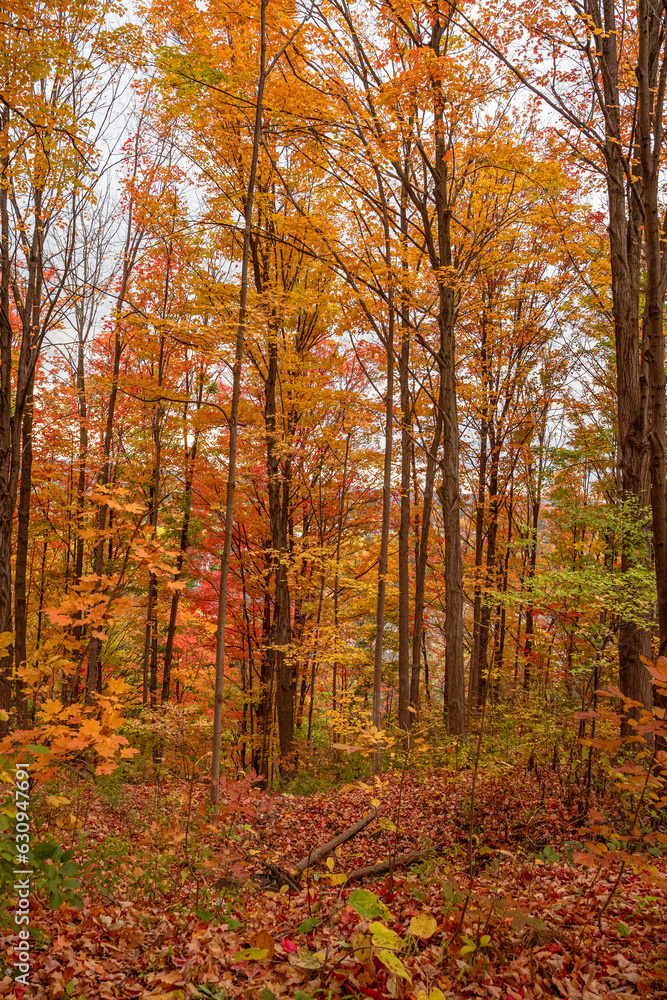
[1, 0, 667, 998]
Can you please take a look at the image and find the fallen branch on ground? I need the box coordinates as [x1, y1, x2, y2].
[294, 808, 379, 873]
[344, 848, 435, 884]
[255, 809, 380, 890]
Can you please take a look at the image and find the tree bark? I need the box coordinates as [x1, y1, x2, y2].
[397, 189, 412, 732]
[433, 105, 465, 737]
[210, 0, 268, 803]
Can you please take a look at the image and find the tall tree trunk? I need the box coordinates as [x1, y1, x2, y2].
[469, 415, 488, 710]
[638, 0, 667, 678]
[0, 116, 13, 727]
[591, 0, 652, 715]
[397, 188, 412, 732]
[211, 0, 267, 803]
[264, 325, 295, 767]
[433, 105, 465, 736]
[332, 431, 351, 717]
[410, 404, 442, 713]
[371, 287, 394, 775]
[370, 153, 396, 775]
[476, 423, 500, 708]
[0, 157, 44, 728]
[162, 400, 200, 703]
[145, 333, 165, 708]
[492, 480, 513, 697]
[14, 371, 34, 728]
[85, 178, 143, 704]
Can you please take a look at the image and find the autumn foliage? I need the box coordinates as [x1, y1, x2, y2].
[1, 0, 667, 998]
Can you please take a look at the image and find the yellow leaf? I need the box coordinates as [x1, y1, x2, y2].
[46, 795, 70, 807]
[410, 912, 438, 940]
[326, 856, 335, 871]
[371, 797, 380, 807]
[0, 632, 14, 652]
[375, 948, 411, 981]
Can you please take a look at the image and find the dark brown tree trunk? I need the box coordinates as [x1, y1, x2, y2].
[332, 431, 351, 717]
[0, 162, 45, 729]
[469, 403, 488, 711]
[264, 330, 295, 767]
[638, 0, 667, 684]
[0, 120, 12, 727]
[427, 21, 465, 737]
[523, 478, 540, 692]
[588, 0, 652, 714]
[397, 188, 412, 732]
[14, 371, 34, 728]
[476, 423, 500, 707]
[434, 228, 465, 735]
[492, 481, 513, 696]
[410, 407, 442, 713]
[162, 409, 200, 704]
[210, 3, 267, 800]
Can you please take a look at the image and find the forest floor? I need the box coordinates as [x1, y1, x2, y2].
[2, 760, 666, 1000]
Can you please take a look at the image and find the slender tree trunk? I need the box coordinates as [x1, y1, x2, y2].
[492, 481, 513, 697]
[0, 153, 44, 728]
[372, 307, 394, 772]
[162, 420, 199, 703]
[638, 0, 667, 667]
[433, 153, 465, 735]
[476, 424, 499, 708]
[14, 371, 34, 727]
[469, 416, 488, 711]
[264, 322, 295, 767]
[0, 119, 13, 727]
[71, 336, 88, 666]
[397, 209, 412, 731]
[211, 0, 268, 803]
[85, 190, 142, 703]
[332, 431, 351, 717]
[410, 406, 442, 712]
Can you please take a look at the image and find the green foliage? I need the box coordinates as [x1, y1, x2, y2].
[0, 810, 82, 926]
[193, 985, 229, 1000]
[519, 497, 655, 638]
[347, 888, 392, 920]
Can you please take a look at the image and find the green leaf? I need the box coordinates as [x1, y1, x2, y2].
[375, 948, 411, 981]
[616, 921, 631, 937]
[233, 947, 269, 961]
[261, 989, 275, 1000]
[294, 993, 311, 1000]
[347, 888, 393, 920]
[297, 916, 318, 933]
[460, 933, 476, 954]
[370, 921, 404, 951]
